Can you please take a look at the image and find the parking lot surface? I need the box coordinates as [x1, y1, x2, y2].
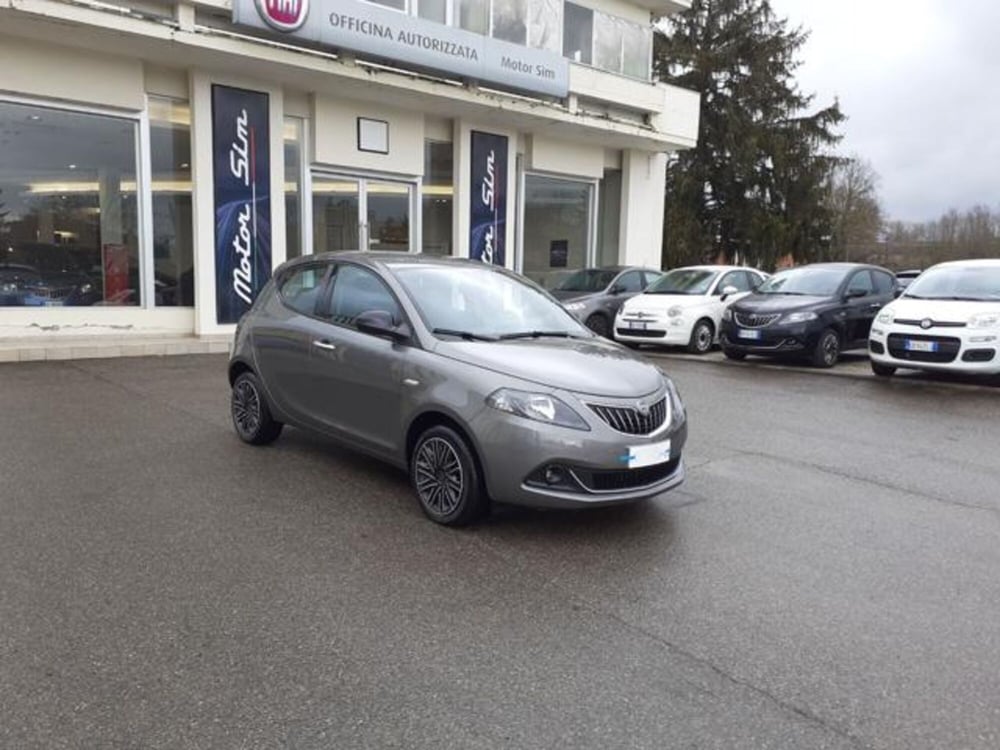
[2, 354, 999, 749]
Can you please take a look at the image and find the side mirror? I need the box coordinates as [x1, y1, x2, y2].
[609, 284, 626, 295]
[719, 284, 739, 301]
[356, 309, 410, 342]
[845, 288, 868, 300]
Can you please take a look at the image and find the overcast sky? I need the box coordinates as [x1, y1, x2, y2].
[768, 0, 1000, 223]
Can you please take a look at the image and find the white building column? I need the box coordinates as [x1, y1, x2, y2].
[619, 149, 667, 270]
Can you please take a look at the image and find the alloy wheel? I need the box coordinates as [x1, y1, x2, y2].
[414, 437, 465, 517]
[822, 333, 840, 366]
[232, 379, 261, 438]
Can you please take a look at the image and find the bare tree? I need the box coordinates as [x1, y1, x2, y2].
[826, 156, 882, 262]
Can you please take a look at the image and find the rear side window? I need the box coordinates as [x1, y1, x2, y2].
[872, 271, 895, 294]
[279, 264, 328, 316]
[328, 265, 402, 328]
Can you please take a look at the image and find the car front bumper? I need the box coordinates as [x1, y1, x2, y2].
[720, 321, 821, 355]
[469, 407, 688, 510]
[869, 325, 1000, 374]
[614, 316, 694, 345]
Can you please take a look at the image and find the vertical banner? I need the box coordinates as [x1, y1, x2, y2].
[212, 85, 272, 324]
[469, 130, 507, 266]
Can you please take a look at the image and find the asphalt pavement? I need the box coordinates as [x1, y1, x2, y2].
[1, 353, 999, 749]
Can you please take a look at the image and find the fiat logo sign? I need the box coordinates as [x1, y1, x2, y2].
[920, 318, 933, 330]
[256, 0, 309, 31]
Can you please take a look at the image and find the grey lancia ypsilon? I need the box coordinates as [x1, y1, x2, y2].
[228, 253, 688, 526]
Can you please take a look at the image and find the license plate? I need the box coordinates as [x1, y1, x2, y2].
[905, 339, 938, 353]
[619, 440, 671, 469]
[624, 320, 648, 330]
[737, 328, 762, 340]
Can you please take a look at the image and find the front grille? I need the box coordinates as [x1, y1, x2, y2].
[887, 333, 961, 363]
[588, 397, 668, 436]
[615, 328, 665, 339]
[574, 458, 681, 492]
[734, 312, 781, 328]
[893, 318, 966, 329]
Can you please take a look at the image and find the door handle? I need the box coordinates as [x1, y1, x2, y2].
[312, 340, 337, 351]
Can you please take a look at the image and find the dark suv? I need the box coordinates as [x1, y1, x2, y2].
[720, 263, 897, 367]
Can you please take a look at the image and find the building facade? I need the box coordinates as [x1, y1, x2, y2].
[0, 0, 699, 342]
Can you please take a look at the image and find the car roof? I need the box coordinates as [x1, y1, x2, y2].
[281, 253, 663, 274]
[930, 259, 1000, 269]
[668, 265, 758, 273]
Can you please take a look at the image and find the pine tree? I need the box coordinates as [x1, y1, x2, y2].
[656, 0, 844, 270]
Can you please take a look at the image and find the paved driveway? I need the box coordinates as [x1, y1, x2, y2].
[2, 354, 999, 749]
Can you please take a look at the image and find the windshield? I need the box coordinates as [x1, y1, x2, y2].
[553, 269, 617, 293]
[904, 266, 1000, 301]
[391, 265, 589, 339]
[645, 269, 718, 295]
[758, 268, 845, 296]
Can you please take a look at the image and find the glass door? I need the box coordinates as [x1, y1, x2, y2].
[311, 173, 415, 253]
[312, 176, 361, 252]
[366, 180, 411, 252]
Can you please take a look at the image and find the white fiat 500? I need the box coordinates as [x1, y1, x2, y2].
[614, 265, 768, 353]
[869, 259, 1000, 378]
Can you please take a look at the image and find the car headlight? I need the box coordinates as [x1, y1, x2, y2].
[876, 310, 894, 324]
[721, 308, 733, 322]
[667, 306, 683, 318]
[968, 312, 1000, 329]
[781, 311, 818, 324]
[486, 389, 590, 431]
[564, 302, 586, 312]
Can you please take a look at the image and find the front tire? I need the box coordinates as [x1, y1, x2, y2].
[871, 361, 896, 377]
[811, 329, 841, 369]
[231, 371, 283, 445]
[687, 319, 715, 354]
[411, 426, 489, 526]
[585, 313, 611, 338]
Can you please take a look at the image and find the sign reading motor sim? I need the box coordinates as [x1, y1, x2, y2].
[211, 85, 272, 325]
[469, 130, 507, 266]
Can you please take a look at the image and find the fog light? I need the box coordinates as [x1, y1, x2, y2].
[544, 466, 565, 485]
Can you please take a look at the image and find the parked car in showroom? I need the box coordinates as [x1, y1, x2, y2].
[869, 259, 1000, 379]
[720, 262, 897, 367]
[550, 266, 662, 337]
[228, 253, 688, 526]
[614, 265, 768, 353]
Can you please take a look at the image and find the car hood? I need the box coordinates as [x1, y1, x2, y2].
[435, 338, 664, 397]
[623, 293, 708, 312]
[550, 290, 598, 302]
[888, 297, 1000, 323]
[733, 294, 831, 313]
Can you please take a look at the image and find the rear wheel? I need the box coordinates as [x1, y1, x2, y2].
[411, 426, 489, 526]
[871, 361, 896, 377]
[231, 372, 283, 445]
[811, 329, 841, 368]
[687, 319, 715, 354]
[585, 313, 611, 338]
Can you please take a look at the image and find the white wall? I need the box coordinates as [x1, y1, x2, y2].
[619, 149, 667, 269]
[312, 96, 424, 177]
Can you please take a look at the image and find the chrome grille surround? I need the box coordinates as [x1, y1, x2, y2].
[587, 396, 669, 436]
[734, 312, 781, 328]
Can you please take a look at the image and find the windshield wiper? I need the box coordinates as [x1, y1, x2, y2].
[498, 331, 585, 340]
[432, 328, 499, 342]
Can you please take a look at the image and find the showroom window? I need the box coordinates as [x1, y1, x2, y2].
[422, 141, 453, 255]
[0, 100, 141, 307]
[521, 174, 594, 289]
[148, 96, 194, 307]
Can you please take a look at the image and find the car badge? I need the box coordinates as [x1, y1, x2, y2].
[256, 0, 309, 32]
[920, 318, 933, 330]
[636, 401, 651, 417]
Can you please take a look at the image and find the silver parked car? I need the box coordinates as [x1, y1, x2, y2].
[550, 266, 663, 338]
[228, 253, 688, 526]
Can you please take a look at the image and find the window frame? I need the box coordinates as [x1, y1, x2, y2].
[276, 261, 335, 319]
[320, 261, 410, 333]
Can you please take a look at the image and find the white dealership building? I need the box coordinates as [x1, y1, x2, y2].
[0, 0, 698, 354]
